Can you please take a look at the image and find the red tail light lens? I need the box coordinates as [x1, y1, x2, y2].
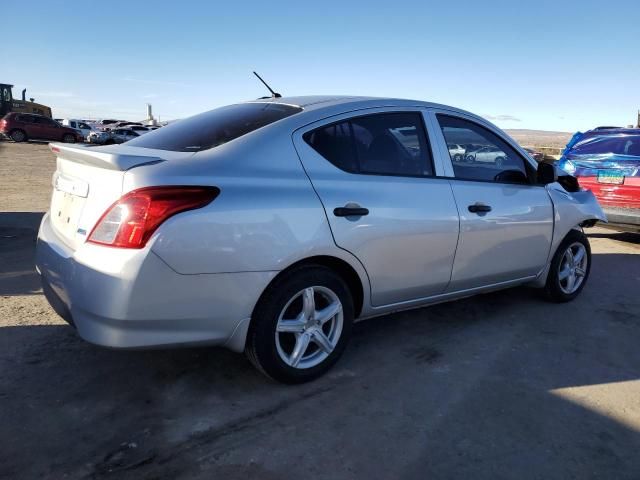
[88, 186, 219, 249]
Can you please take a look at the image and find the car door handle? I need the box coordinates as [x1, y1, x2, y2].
[334, 206, 369, 217]
[468, 203, 492, 213]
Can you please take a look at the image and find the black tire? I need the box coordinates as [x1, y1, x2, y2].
[104, 139, 115, 145]
[9, 129, 27, 143]
[246, 265, 354, 383]
[62, 133, 76, 143]
[544, 229, 591, 302]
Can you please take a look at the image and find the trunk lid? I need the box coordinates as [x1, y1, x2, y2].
[48, 143, 182, 250]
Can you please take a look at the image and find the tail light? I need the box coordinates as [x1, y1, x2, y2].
[88, 186, 219, 249]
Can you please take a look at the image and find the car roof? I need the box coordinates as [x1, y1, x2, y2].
[582, 127, 640, 138]
[234, 95, 503, 139]
[245, 95, 481, 120]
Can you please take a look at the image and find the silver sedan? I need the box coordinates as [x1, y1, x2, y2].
[36, 96, 606, 383]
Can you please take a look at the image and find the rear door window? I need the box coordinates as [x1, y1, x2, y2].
[304, 112, 434, 177]
[126, 103, 302, 152]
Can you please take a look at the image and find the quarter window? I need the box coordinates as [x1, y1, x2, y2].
[304, 112, 433, 177]
[437, 115, 530, 183]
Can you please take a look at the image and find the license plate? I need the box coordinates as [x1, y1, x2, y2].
[597, 171, 625, 185]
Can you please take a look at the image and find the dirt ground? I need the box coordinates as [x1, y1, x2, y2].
[1, 140, 640, 479]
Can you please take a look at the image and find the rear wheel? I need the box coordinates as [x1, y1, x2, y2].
[62, 133, 76, 143]
[544, 230, 591, 302]
[246, 265, 354, 383]
[9, 129, 26, 142]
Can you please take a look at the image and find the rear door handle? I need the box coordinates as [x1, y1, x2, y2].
[468, 203, 492, 213]
[334, 206, 369, 217]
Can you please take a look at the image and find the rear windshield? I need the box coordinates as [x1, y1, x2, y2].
[126, 103, 302, 152]
[569, 134, 640, 158]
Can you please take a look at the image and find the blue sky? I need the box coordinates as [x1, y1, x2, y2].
[5, 0, 639, 131]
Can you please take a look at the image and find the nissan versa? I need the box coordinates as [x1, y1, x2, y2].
[36, 96, 606, 383]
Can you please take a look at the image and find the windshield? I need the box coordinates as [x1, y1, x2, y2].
[126, 103, 303, 152]
[568, 134, 640, 158]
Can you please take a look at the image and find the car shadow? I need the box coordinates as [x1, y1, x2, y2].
[1, 249, 640, 478]
[587, 229, 640, 244]
[0, 212, 44, 296]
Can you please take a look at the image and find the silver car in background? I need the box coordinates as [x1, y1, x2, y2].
[36, 96, 606, 383]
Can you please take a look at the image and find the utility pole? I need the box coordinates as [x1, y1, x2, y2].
[637, 109, 640, 128]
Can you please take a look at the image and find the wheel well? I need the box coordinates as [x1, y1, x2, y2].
[262, 256, 365, 318]
[9, 128, 26, 137]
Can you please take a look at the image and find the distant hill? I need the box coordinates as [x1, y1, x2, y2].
[504, 129, 573, 149]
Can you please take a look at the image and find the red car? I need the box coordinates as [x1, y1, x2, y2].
[0, 112, 83, 143]
[558, 128, 640, 228]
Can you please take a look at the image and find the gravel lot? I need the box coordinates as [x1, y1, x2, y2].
[1, 140, 640, 479]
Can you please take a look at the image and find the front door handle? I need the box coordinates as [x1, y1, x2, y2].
[468, 203, 492, 213]
[334, 205, 369, 217]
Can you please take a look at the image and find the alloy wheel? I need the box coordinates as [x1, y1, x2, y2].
[558, 242, 588, 294]
[275, 286, 343, 369]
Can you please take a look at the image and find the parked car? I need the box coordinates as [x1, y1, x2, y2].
[558, 128, 640, 228]
[0, 112, 83, 143]
[448, 143, 465, 161]
[86, 130, 113, 145]
[87, 128, 140, 145]
[36, 96, 605, 383]
[110, 128, 140, 143]
[107, 121, 142, 129]
[465, 145, 508, 165]
[61, 119, 96, 140]
[129, 125, 151, 134]
[524, 147, 544, 162]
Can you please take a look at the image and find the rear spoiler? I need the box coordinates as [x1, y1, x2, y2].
[49, 143, 164, 171]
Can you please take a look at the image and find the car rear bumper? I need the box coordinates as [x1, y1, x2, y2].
[36, 213, 276, 351]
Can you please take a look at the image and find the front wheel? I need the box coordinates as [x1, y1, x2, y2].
[62, 133, 76, 143]
[544, 230, 591, 302]
[246, 265, 354, 383]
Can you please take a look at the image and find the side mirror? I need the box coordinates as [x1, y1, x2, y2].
[494, 169, 529, 183]
[537, 162, 557, 185]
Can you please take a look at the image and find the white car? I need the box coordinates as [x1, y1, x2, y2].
[466, 145, 508, 166]
[448, 144, 465, 161]
[61, 119, 95, 141]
